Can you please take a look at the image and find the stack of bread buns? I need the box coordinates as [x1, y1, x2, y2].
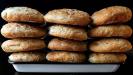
[0, 6, 132, 64]
[1, 7, 46, 62]
[88, 6, 132, 63]
[44, 9, 91, 63]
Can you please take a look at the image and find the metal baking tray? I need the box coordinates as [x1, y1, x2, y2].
[9, 60, 121, 73]
[11, 64, 120, 72]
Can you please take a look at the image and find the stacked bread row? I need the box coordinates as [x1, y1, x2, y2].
[45, 9, 91, 63]
[88, 6, 132, 63]
[1, 6, 132, 63]
[1, 7, 46, 62]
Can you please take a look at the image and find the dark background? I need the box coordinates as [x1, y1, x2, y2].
[0, 0, 133, 75]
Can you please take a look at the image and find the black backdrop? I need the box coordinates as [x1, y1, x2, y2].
[0, 0, 133, 74]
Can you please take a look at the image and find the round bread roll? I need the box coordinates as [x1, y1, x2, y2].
[1, 7, 44, 23]
[1, 39, 46, 52]
[89, 53, 127, 63]
[46, 51, 86, 63]
[89, 38, 132, 52]
[9, 52, 46, 62]
[89, 25, 132, 38]
[49, 25, 88, 41]
[91, 6, 132, 25]
[44, 8, 91, 26]
[1, 23, 46, 38]
[48, 38, 87, 52]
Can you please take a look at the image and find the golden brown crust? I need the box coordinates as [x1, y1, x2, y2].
[1, 39, 46, 52]
[44, 8, 91, 26]
[48, 38, 87, 52]
[89, 38, 132, 52]
[89, 53, 127, 63]
[1, 7, 44, 23]
[91, 6, 132, 25]
[1, 23, 46, 38]
[9, 52, 46, 62]
[49, 25, 88, 41]
[46, 51, 86, 63]
[89, 25, 132, 38]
